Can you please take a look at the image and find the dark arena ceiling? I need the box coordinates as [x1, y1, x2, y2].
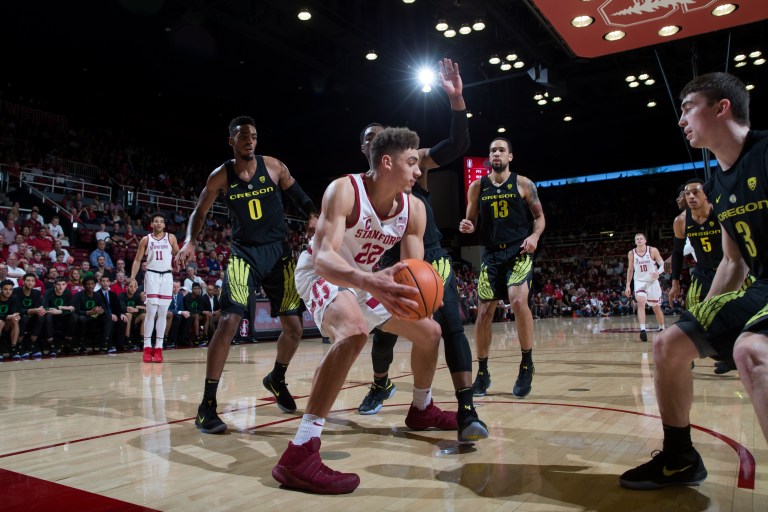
[3, 1, 767, 198]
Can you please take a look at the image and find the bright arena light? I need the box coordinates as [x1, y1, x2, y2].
[417, 67, 435, 88]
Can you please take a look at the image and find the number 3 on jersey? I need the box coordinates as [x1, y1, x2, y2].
[354, 242, 385, 265]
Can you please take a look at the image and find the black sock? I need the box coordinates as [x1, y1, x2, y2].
[373, 374, 389, 388]
[203, 378, 219, 402]
[521, 349, 533, 365]
[662, 424, 693, 454]
[478, 357, 488, 373]
[272, 362, 288, 382]
[455, 387, 474, 411]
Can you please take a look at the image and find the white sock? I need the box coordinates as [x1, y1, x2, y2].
[293, 414, 325, 445]
[412, 386, 432, 410]
[640, 324, 646, 331]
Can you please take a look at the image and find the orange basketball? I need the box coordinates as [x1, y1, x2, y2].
[392, 258, 444, 320]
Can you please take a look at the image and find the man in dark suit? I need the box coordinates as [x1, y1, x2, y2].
[201, 283, 221, 341]
[97, 275, 125, 353]
[168, 280, 191, 347]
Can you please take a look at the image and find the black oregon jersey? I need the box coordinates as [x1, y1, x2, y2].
[224, 157, 287, 246]
[708, 130, 768, 279]
[478, 173, 531, 248]
[685, 207, 722, 272]
[380, 182, 442, 265]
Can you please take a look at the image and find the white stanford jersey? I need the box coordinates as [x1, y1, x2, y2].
[294, 173, 411, 335]
[146, 233, 173, 272]
[297, 173, 410, 275]
[632, 247, 657, 283]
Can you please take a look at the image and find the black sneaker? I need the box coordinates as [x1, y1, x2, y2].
[472, 370, 491, 397]
[358, 381, 396, 415]
[714, 360, 736, 375]
[195, 399, 227, 434]
[512, 363, 535, 398]
[457, 406, 489, 442]
[640, 330, 648, 342]
[619, 449, 707, 490]
[263, 372, 297, 413]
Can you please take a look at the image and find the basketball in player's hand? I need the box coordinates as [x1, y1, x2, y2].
[392, 258, 444, 320]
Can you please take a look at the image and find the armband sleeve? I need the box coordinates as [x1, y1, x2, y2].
[671, 237, 684, 280]
[428, 109, 470, 167]
[284, 182, 318, 218]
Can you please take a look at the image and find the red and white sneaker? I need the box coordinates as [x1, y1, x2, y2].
[272, 437, 360, 494]
[405, 400, 458, 431]
[142, 347, 153, 363]
[153, 348, 163, 363]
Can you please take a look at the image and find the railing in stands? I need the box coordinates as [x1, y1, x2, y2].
[131, 187, 229, 217]
[48, 157, 101, 180]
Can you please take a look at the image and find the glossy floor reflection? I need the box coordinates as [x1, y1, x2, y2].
[0, 315, 765, 511]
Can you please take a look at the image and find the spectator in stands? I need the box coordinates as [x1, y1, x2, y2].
[95, 222, 112, 246]
[78, 204, 97, 224]
[0, 263, 16, 288]
[111, 271, 128, 295]
[173, 209, 187, 226]
[44, 266, 61, 288]
[134, 260, 148, 287]
[122, 223, 141, 251]
[19, 226, 32, 242]
[1, 218, 17, 244]
[48, 240, 72, 264]
[9, 237, 27, 256]
[182, 265, 205, 293]
[30, 226, 55, 254]
[79, 260, 94, 279]
[5, 253, 25, 281]
[114, 258, 127, 278]
[90, 239, 114, 270]
[95, 255, 114, 280]
[47, 215, 68, 246]
[0, 234, 7, 260]
[67, 267, 84, 293]
[92, 198, 107, 221]
[206, 249, 221, 278]
[195, 249, 207, 272]
[110, 222, 125, 246]
[23, 206, 44, 233]
[29, 250, 48, 279]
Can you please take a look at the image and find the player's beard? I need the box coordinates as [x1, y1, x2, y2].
[491, 161, 505, 174]
[239, 151, 255, 161]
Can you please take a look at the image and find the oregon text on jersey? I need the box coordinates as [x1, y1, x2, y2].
[718, 199, 768, 222]
[229, 186, 275, 201]
[687, 229, 721, 238]
[481, 192, 518, 201]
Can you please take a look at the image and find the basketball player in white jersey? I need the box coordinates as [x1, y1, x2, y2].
[625, 233, 666, 341]
[130, 213, 180, 363]
[272, 127, 452, 495]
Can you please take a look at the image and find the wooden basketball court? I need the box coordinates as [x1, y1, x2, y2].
[1, 316, 765, 511]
